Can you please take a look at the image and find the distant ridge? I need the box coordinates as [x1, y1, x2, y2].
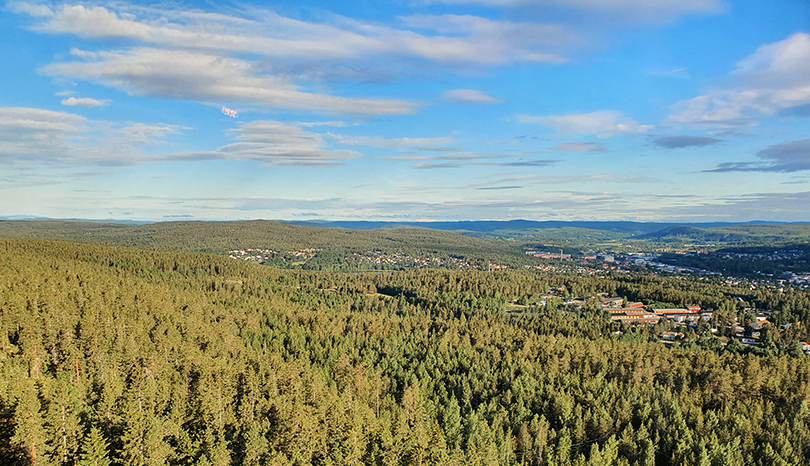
[633, 223, 810, 244]
[0, 216, 151, 225]
[283, 219, 788, 234]
[634, 225, 748, 243]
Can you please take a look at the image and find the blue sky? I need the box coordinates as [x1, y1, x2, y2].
[1, 0, 809, 222]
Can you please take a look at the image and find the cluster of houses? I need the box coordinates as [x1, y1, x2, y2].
[605, 300, 810, 353]
[784, 272, 810, 286]
[609, 304, 708, 325]
[228, 248, 278, 261]
[524, 249, 572, 260]
[347, 251, 472, 268]
[227, 247, 320, 263]
[286, 248, 320, 258]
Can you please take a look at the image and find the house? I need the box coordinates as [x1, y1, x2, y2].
[662, 331, 684, 340]
[600, 297, 624, 308]
[654, 309, 687, 322]
[653, 308, 691, 315]
[610, 309, 660, 324]
[627, 301, 645, 308]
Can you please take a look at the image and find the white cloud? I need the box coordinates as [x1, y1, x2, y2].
[8, 2, 597, 116]
[331, 134, 456, 148]
[646, 67, 690, 78]
[518, 110, 653, 137]
[547, 142, 608, 152]
[15, 3, 572, 66]
[0, 106, 183, 165]
[384, 151, 560, 170]
[668, 33, 810, 128]
[60, 97, 108, 108]
[118, 123, 184, 147]
[399, 14, 574, 63]
[442, 89, 505, 104]
[705, 139, 810, 173]
[43, 48, 416, 115]
[169, 120, 357, 167]
[412, 161, 463, 169]
[0, 107, 446, 167]
[293, 121, 351, 128]
[0, 107, 87, 162]
[418, 0, 727, 22]
[652, 135, 722, 149]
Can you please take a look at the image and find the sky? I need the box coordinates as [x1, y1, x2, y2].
[1, 0, 809, 223]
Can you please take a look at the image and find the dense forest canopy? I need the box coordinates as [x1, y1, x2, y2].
[0, 220, 513, 255]
[1, 239, 809, 465]
[5, 219, 810, 253]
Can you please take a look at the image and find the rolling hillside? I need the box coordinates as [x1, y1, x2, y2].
[635, 223, 810, 246]
[0, 219, 520, 259]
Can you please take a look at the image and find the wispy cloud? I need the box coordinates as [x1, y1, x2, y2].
[184, 120, 357, 167]
[661, 190, 810, 222]
[412, 161, 463, 169]
[417, 0, 727, 23]
[13, 2, 575, 70]
[294, 121, 351, 127]
[705, 139, 810, 173]
[5, 1, 597, 116]
[0, 107, 357, 167]
[332, 134, 456, 148]
[474, 159, 559, 167]
[60, 97, 108, 108]
[652, 135, 722, 148]
[0, 106, 183, 166]
[518, 110, 653, 137]
[418, 146, 464, 152]
[384, 150, 559, 168]
[43, 48, 416, 115]
[547, 142, 608, 152]
[668, 33, 810, 128]
[442, 89, 505, 104]
[647, 67, 690, 78]
[477, 185, 523, 190]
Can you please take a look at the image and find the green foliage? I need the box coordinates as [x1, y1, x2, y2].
[77, 427, 111, 466]
[0, 239, 809, 465]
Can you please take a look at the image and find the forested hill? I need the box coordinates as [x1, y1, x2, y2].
[285, 220, 775, 234]
[1, 239, 809, 465]
[634, 223, 810, 246]
[4, 219, 810, 252]
[0, 219, 514, 255]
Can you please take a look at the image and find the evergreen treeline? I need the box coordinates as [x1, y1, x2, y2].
[1, 239, 809, 465]
[0, 220, 516, 257]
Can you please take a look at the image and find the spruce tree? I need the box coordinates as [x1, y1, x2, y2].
[77, 426, 111, 466]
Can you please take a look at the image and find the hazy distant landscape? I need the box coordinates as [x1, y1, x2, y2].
[4, 218, 810, 276]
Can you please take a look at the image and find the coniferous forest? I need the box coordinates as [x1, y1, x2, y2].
[1, 239, 810, 465]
